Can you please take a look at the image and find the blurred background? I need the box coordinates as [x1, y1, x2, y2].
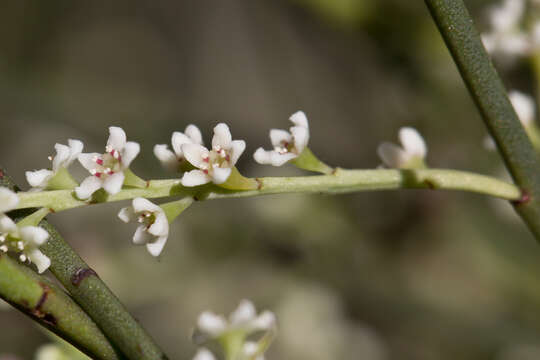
[2, 0, 540, 359]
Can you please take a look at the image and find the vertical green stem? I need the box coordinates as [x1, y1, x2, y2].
[424, 0, 540, 240]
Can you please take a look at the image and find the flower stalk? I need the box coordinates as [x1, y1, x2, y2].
[12, 168, 521, 214]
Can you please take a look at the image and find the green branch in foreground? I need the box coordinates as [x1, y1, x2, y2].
[424, 0, 540, 240]
[0, 169, 168, 360]
[14, 168, 521, 213]
[0, 253, 122, 360]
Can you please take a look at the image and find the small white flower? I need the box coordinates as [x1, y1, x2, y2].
[195, 299, 276, 343]
[192, 348, 216, 360]
[253, 111, 310, 166]
[181, 123, 246, 186]
[0, 188, 50, 273]
[377, 127, 427, 168]
[76, 126, 140, 199]
[154, 125, 203, 171]
[481, 0, 533, 57]
[118, 197, 169, 257]
[25, 139, 83, 190]
[242, 342, 265, 360]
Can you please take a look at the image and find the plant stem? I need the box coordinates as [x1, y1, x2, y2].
[0, 253, 122, 360]
[0, 168, 169, 360]
[13, 169, 521, 213]
[424, 0, 540, 239]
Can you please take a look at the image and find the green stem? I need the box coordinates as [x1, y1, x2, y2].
[0, 168, 169, 360]
[14, 169, 521, 213]
[424, 0, 540, 239]
[0, 253, 122, 360]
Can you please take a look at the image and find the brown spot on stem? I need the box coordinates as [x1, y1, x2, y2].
[256, 178, 263, 190]
[331, 168, 338, 175]
[35, 283, 50, 311]
[512, 190, 531, 206]
[71, 268, 98, 286]
[48, 208, 55, 213]
[146, 180, 150, 188]
[423, 179, 436, 189]
[0, 169, 4, 178]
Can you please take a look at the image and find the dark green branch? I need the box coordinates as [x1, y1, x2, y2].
[0, 168, 168, 360]
[424, 0, 540, 239]
[0, 253, 122, 359]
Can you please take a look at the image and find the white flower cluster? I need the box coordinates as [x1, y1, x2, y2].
[192, 299, 277, 360]
[481, 0, 540, 58]
[0, 188, 50, 273]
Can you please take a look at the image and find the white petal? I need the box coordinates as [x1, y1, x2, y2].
[253, 148, 273, 165]
[146, 235, 168, 257]
[212, 123, 232, 150]
[243, 342, 259, 357]
[103, 172, 125, 195]
[78, 153, 101, 172]
[25, 169, 53, 188]
[193, 348, 216, 360]
[197, 312, 227, 336]
[0, 215, 17, 233]
[75, 176, 102, 200]
[289, 111, 309, 129]
[148, 212, 168, 237]
[27, 249, 51, 274]
[250, 310, 276, 331]
[107, 126, 127, 151]
[270, 152, 297, 166]
[0, 188, 19, 213]
[67, 139, 84, 164]
[290, 126, 309, 153]
[185, 124, 203, 144]
[212, 167, 232, 184]
[269, 129, 293, 148]
[230, 299, 256, 325]
[483, 136, 497, 150]
[52, 144, 70, 171]
[133, 225, 152, 245]
[20, 226, 49, 246]
[118, 207, 135, 223]
[153, 144, 178, 170]
[229, 140, 245, 165]
[509, 90, 535, 126]
[121, 142, 140, 168]
[182, 143, 209, 168]
[481, 33, 497, 54]
[172, 132, 194, 156]
[133, 197, 161, 213]
[182, 170, 211, 187]
[377, 142, 407, 168]
[399, 127, 427, 158]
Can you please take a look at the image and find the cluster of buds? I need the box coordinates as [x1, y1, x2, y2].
[192, 299, 277, 360]
[0, 188, 50, 273]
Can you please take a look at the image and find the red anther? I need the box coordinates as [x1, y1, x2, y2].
[94, 172, 102, 178]
[203, 169, 209, 174]
[225, 155, 230, 161]
[203, 157, 209, 163]
[108, 170, 114, 175]
[96, 158, 104, 165]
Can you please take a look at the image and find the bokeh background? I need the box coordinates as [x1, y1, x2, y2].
[2, 0, 540, 359]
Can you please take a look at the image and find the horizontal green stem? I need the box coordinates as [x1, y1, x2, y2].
[14, 169, 521, 213]
[0, 253, 122, 360]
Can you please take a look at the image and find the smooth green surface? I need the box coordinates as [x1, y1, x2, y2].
[14, 169, 521, 214]
[424, 0, 540, 239]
